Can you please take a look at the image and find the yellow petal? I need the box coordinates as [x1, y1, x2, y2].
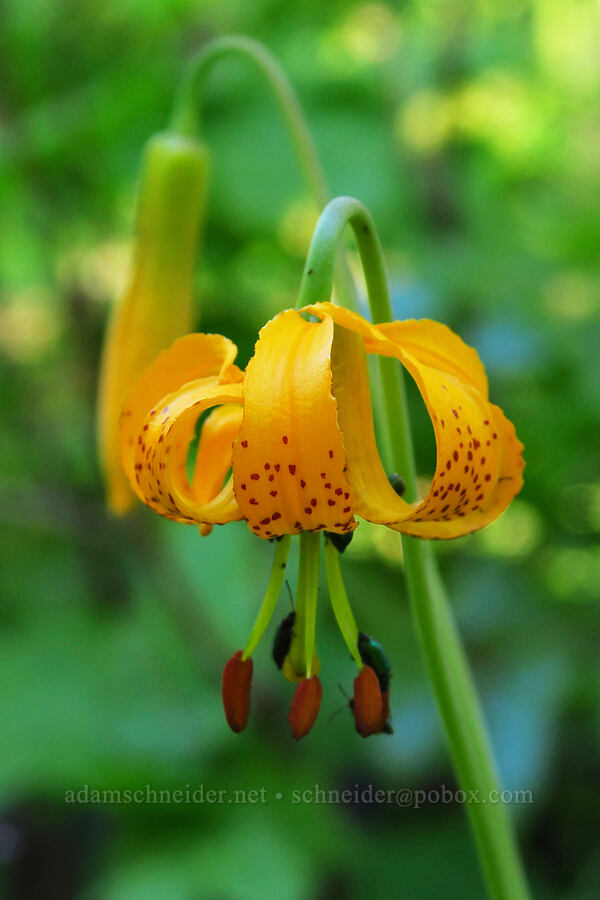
[232, 310, 355, 538]
[193, 405, 244, 503]
[192, 404, 244, 536]
[97, 132, 209, 514]
[304, 302, 524, 539]
[120, 333, 244, 526]
[132, 379, 244, 525]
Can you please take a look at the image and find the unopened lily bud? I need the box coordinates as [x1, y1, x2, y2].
[352, 665, 384, 737]
[222, 650, 253, 733]
[97, 130, 209, 514]
[288, 676, 322, 740]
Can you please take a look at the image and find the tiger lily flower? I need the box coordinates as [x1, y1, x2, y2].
[121, 301, 523, 538]
[119, 299, 523, 738]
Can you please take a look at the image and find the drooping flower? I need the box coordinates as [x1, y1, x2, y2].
[118, 301, 524, 737]
[121, 302, 523, 536]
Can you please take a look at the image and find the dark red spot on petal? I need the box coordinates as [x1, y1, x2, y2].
[289, 464, 296, 475]
[241, 440, 248, 448]
[282, 436, 288, 444]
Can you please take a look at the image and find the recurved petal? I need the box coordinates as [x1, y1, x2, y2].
[128, 378, 244, 525]
[232, 310, 355, 539]
[120, 332, 244, 527]
[304, 302, 524, 539]
[192, 405, 244, 536]
[120, 332, 241, 492]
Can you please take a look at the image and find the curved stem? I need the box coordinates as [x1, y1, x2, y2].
[171, 37, 360, 314]
[297, 196, 529, 900]
[171, 35, 328, 208]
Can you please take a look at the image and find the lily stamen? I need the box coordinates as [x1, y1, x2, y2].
[241, 535, 291, 662]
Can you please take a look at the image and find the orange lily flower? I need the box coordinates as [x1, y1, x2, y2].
[119, 300, 523, 739]
[120, 301, 523, 540]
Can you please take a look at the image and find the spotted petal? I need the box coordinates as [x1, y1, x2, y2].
[120, 333, 244, 527]
[232, 310, 356, 538]
[305, 302, 524, 539]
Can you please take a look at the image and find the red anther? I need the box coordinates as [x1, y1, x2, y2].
[352, 665, 384, 737]
[221, 650, 253, 733]
[288, 676, 322, 740]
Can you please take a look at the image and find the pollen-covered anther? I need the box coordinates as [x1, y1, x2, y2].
[352, 665, 384, 737]
[288, 676, 322, 740]
[221, 650, 253, 733]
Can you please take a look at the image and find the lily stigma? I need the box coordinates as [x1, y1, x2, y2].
[118, 297, 523, 740]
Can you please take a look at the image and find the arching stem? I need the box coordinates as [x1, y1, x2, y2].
[296, 196, 530, 900]
[171, 35, 328, 208]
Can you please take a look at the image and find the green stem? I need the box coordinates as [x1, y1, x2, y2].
[297, 196, 529, 900]
[170, 35, 328, 208]
[242, 536, 291, 660]
[170, 37, 360, 314]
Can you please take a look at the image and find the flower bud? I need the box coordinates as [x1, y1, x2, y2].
[352, 665, 384, 737]
[222, 650, 253, 733]
[97, 131, 209, 513]
[288, 676, 322, 740]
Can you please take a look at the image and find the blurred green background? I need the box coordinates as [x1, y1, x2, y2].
[1, 0, 600, 897]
